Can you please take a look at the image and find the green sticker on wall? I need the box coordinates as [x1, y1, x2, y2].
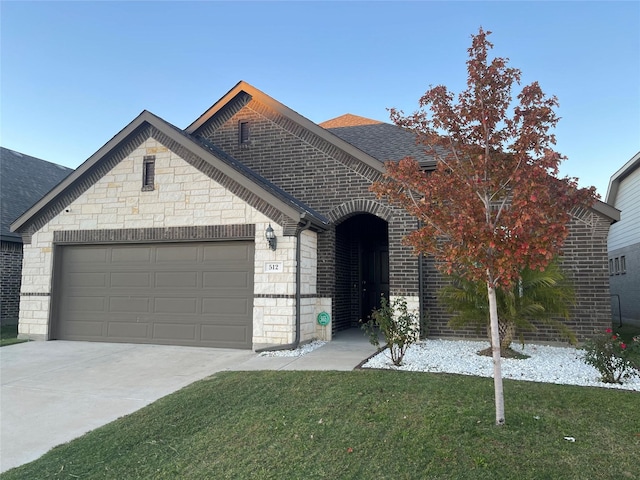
[317, 311, 330, 326]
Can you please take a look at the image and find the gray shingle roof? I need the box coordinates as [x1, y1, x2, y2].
[325, 122, 438, 169]
[1, 147, 73, 242]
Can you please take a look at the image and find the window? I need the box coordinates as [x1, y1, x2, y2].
[620, 256, 626, 274]
[142, 155, 155, 191]
[609, 258, 614, 276]
[239, 121, 250, 145]
[614, 257, 620, 275]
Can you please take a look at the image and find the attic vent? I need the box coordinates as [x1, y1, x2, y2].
[142, 155, 155, 191]
[239, 121, 250, 146]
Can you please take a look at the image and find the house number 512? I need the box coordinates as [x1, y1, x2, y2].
[264, 262, 283, 273]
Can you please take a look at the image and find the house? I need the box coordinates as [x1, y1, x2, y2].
[1, 147, 72, 325]
[10, 81, 619, 349]
[606, 151, 640, 326]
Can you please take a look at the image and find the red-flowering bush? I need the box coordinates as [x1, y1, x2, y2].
[582, 329, 640, 384]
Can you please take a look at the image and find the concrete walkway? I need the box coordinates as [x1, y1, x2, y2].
[0, 330, 376, 473]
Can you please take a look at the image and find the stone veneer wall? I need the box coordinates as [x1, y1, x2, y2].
[1, 240, 23, 325]
[18, 137, 320, 347]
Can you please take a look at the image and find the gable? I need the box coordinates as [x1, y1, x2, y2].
[11, 111, 328, 240]
[608, 157, 640, 250]
[186, 81, 385, 176]
[196, 97, 387, 216]
[42, 137, 272, 232]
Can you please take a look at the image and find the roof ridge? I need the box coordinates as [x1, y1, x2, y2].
[319, 113, 384, 129]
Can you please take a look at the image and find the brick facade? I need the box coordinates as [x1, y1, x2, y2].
[13, 83, 616, 348]
[199, 100, 420, 329]
[199, 96, 613, 345]
[1, 240, 23, 325]
[422, 208, 613, 343]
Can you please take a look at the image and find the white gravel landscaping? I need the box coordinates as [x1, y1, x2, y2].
[362, 339, 640, 392]
[258, 340, 327, 357]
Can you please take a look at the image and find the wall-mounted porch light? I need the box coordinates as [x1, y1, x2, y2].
[265, 224, 277, 251]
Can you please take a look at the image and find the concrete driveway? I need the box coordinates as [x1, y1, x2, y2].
[0, 332, 376, 473]
[0, 341, 256, 473]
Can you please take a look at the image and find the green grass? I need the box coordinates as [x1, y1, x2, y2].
[0, 325, 27, 347]
[2, 370, 638, 480]
[615, 323, 640, 344]
[614, 323, 640, 367]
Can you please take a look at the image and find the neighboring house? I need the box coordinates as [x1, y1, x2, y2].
[606, 151, 640, 325]
[1, 147, 72, 325]
[10, 81, 619, 349]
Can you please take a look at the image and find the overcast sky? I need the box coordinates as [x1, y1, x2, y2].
[2, 1, 639, 198]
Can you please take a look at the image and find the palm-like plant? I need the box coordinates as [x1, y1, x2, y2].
[440, 259, 576, 356]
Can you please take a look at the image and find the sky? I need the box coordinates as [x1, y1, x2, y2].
[1, 1, 639, 199]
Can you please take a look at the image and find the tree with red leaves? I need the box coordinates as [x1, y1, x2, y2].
[371, 28, 596, 425]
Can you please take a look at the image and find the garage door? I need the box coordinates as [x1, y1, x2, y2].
[54, 242, 254, 349]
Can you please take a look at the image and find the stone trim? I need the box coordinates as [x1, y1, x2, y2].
[53, 224, 256, 244]
[20, 292, 51, 296]
[327, 199, 394, 223]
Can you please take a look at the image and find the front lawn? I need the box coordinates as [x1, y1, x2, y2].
[0, 325, 27, 347]
[2, 370, 638, 479]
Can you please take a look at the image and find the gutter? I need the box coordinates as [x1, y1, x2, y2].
[255, 216, 313, 353]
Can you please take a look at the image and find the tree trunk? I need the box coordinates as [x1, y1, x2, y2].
[487, 281, 506, 425]
[499, 319, 515, 353]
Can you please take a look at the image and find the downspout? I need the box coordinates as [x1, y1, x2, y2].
[255, 217, 313, 353]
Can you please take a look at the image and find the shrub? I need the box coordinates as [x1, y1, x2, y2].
[582, 329, 640, 384]
[362, 295, 418, 366]
[440, 259, 576, 355]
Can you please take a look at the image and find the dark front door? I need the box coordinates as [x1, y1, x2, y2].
[360, 240, 390, 321]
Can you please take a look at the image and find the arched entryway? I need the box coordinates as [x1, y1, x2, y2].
[334, 214, 389, 333]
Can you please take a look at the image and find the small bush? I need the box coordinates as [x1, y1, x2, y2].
[362, 295, 418, 366]
[582, 329, 640, 384]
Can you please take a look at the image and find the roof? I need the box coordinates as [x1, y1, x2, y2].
[10, 111, 328, 236]
[319, 114, 383, 129]
[1, 147, 73, 243]
[323, 120, 438, 169]
[606, 151, 640, 207]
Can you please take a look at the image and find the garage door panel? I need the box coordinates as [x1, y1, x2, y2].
[155, 245, 199, 263]
[109, 297, 150, 313]
[201, 324, 249, 344]
[202, 297, 250, 315]
[65, 247, 109, 264]
[63, 296, 106, 313]
[110, 272, 151, 288]
[110, 246, 152, 264]
[153, 324, 197, 341]
[60, 320, 106, 338]
[203, 271, 250, 289]
[155, 271, 199, 288]
[56, 241, 254, 348]
[203, 244, 250, 262]
[67, 272, 109, 288]
[154, 297, 198, 314]
[107, 322, 150, 339]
